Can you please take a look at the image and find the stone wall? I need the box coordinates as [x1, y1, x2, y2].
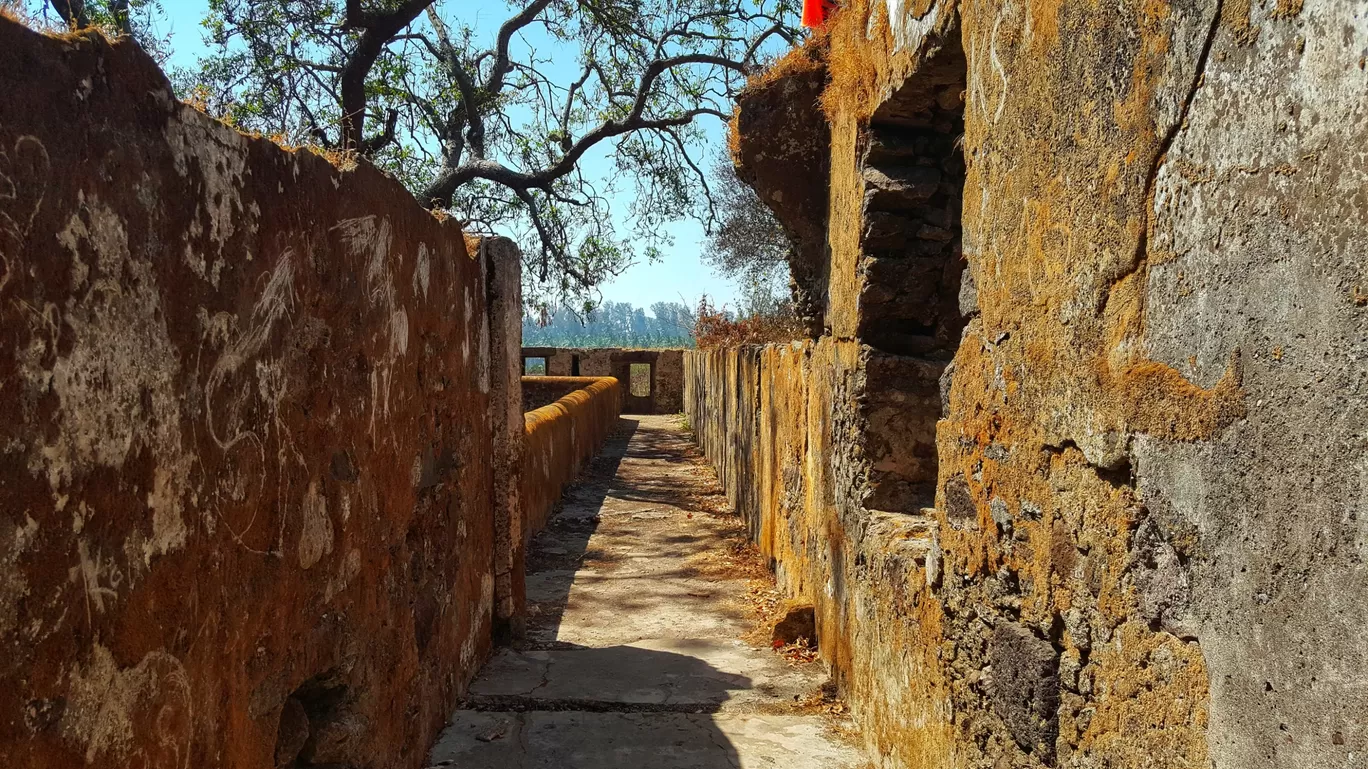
[522, 347, 684, 414]
[482, 238, 527, 645]
[689, 0, 1368, 767]
[0, 20, 521, 769]
[686, 344, 954, 767]
[522, 377, 623, 538]
[522, 375, 606, 412]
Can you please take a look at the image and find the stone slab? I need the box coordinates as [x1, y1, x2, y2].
[526, 571, 753, 646]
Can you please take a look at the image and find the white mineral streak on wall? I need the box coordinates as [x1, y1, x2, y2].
[331, 216, 412, 443]
[40, 192, 192, 569]
[878, 0, 941, 53]
[201, 249, 297, 555]
[60, 644, 193, 769]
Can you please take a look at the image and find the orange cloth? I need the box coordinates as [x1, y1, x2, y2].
[801, 0, 834, 27]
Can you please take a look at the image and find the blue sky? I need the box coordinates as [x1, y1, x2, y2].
[152, 0, 744, 312]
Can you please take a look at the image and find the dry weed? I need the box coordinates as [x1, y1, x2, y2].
[693, 295, 804, 349]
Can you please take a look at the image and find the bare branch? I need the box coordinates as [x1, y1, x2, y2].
[743, 22, 792, 64]
[361, 108, 400, 155]
[425, 7, 489, 158]
[338, 0, 433, 151]
[423, 106, 728, 205]
[664, 127, 717, 228]
[560, 62, 593, 139]
[422, 51, 744, 204]
[488, 0, 555, 96]
[514, 187, 590, 286]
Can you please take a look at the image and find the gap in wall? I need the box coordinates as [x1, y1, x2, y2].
[629, 363, 653, 398]
[857, 30, 968, 514]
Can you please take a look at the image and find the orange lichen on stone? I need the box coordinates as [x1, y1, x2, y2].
[1271, 0, 1305, 18]
[1221, 0, 1261, 45]
[820, 0, 959, 124]
[1079, 623, 1211, 766]
[1112, 357, 1246, 440]
[0, 17, 511, 769]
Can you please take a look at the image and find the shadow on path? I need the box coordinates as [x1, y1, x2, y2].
[425, 415, 863, 769]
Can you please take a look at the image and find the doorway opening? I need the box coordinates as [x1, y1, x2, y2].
[629, 363, 652, 398]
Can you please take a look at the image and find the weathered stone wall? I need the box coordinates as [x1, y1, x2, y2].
[522, 377, 623, 538]
[482, 238, 527, 645]
[732, 45, 832, 337]
[521, 375, 606, 412]
[686, 344, 954, 768]
[0, 20, 518, 769]
[689, 0, 1368, 767]
[522, 347, 684, 414]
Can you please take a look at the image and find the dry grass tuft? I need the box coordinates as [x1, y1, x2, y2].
[818, 0, 960, 125]
[821, 0, 891, 124]
[0, 3, 105, 40]
[0, 1, 31, 24]
[747, 31, 830, 91]
[180, 84, 360, 171]
[726, 105, 743, 165]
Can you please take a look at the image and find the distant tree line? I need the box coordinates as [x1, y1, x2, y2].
[523, 301, 696, 349]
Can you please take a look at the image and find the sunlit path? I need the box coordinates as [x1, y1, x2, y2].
[426, 416, 864, 768]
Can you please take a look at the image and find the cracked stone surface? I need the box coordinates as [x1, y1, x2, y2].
[426, 415, 865, 768]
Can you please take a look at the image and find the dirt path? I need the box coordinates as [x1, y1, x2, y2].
[426, 414, 865, 768]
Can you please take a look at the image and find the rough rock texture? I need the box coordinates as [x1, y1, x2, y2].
[522, 377, 623, 538]
[522, 347, 684, 414]
[0, 20, 516, 769]
[687, 344, 952, 768]
[732, 42, 832, 336]
[482, 238, 527, 644]
[689, 0, 1368, 767]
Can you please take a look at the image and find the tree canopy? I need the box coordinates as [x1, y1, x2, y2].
[703, 153, 794, 318]
[173, 0, 799, 305]
[523, 300, 695, 347]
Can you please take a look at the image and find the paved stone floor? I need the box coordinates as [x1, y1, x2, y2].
[426, 415, 865, 768]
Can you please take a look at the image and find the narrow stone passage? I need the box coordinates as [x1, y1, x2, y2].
[426, 415, 864, 768]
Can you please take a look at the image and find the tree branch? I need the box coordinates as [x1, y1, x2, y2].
[423, 106, 728, 205]
[361, 108, 400, 155]
[487, 0, 555, 97]
[743, 22, 792, 64]
[422, 52, 743, 205]
[108, 0, 130, 34]
[426, 7, 487, 158]
[514, 187, 590, 286]
[664, 126, 716, 228]
[338, 0, 433, 151]
[48, 0, 89, 28]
